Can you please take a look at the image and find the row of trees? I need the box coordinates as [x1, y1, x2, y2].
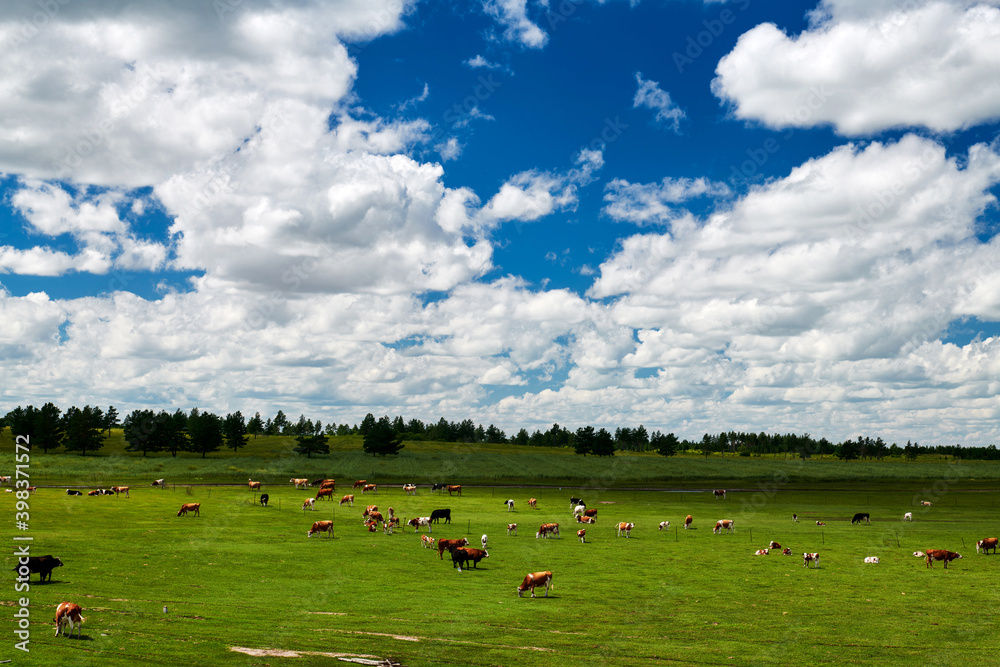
[5, 404, 999, 460]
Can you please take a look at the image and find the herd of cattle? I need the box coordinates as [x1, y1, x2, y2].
[14, 480, 999, 639]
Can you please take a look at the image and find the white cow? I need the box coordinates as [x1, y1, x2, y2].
[481, 533, 488, 550]
[505, 499, 515, 512]
[903, 512, 913, 521]
[864, 556, 880, 564]
[573, 504, 587, 517]
[658, 521, 670, 531]
[302, 498, 315, 511]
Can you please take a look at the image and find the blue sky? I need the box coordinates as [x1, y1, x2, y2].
[2, 0, 1000, 445]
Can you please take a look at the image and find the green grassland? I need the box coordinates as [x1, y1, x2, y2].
[5, 476, 1000, 666]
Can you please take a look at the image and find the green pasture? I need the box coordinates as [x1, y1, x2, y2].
[5, 479, 1000, 666]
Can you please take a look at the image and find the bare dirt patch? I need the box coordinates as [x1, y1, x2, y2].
[230, 646, 385, 660]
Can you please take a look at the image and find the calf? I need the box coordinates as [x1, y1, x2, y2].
[407, 517, 432, 533]
[302, 498, 315, 511]
[851, 513, 870, 525]
[528, 498, 537, 508]
[573, 504, 587, 518]
[248, 479, 261, 491]
[452, 547, 488, 571]
[88, 490, 101, 496]
[803, 552, 820, 568]
[768, 541, 781, 549]
[481, 534, 488, 550]
[430, 508, 451, 524]
[517, 571, 553, 598]
[713, 489, 726, 499]
[781, 548, 793, 556]
[339, 494, 354, 506]
[684, 515, 693, 529]
[576, 515, 596, 524]
[977, 538, 998, 554]
[903, 512, 913, 521]
[259, 493, 269, 507]
[54, 602, 85, 638]
[507, 523, 518, 536]
[792, 514, 798, 522]
[364, 519, 379, 532]
[816, 521, 826, 526]
[864, 556, 880, 564]
[403, 484, 417, 495]
[924, 549, 961, 568]
[755, 549, 770, 556]
[421, 535, 436, 548]
[713, 520, 735, 534]
[658, 521, 670, 531]
[921, 501, 932, 506]
[14, 555, 63, 583]
[577, 528, 586, 543]
[616, 522, 634, 538]
[177, 503, 201, 517]
[505, 499, 515, 512]
[437, 537, 470, 559]
[307, 520, 334, 538]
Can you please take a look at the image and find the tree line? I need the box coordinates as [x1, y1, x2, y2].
[4, 403, 999, 460]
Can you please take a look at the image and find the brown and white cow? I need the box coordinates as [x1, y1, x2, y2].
[353, 480, 367, 489]
[248, 479, 261, 491]
[782, 548, 793, 556]
[816, 521, 826, 526]
[307, 520, 334, 538]
[576, 515, 596, 524]
[384, 516, 400, 532]
[616, 522, 634, 538]
[363, 505, 379, 518]
[769, 541, 781, 549]
[447, 485, 462, 496]
[54, 602, 85, 638]
[437, 537, 470, 559]
[366, 511, 384, 524]
[517, 571, 553, 598]
[921, 501, 932, 506]
[658, 521, 670, 531]
[363, 519, 379, 532]
[88, 490, 101, 496]
[112, 486, 129, 498]
[584, 508, 598, 518]
[977, 537, 998, 554]
[362, 484, 378, 494]
[290, 478, 309, 489]
[536, 523, 560, 538]
[421, 535, 436, 548]
[713, 489, 726, 499]
[319, 480, 337, 490]
[803, 552, 820, 567]
[302, 498, 315, 511]
[151, 478, 165, 488]
[577, 528, 586, 543]
[528, 498, 537, 508]
[684, 515, 693, 529]
[924, 549, 961, 568]
[755, 549, 769, 555]
[315, 488, 334, 501]
[407, 517, 432, 533]
[339, 494, 354, 506]
[507, 523, 518, 536]
[403, 484, 417, 495]
[713, 520, 735, 534]
[177, 503, 200, 517]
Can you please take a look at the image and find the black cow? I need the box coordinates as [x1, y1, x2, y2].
[14, 555, 63, 582]
[431, 483, 446, 492]
[66, 489, 82, 496]
[851, 513, 871, 525]
[452, 547, 489, 570]
[310, 478, 327, 486]
[260, 493, 269, 507]
[570, 497, 584, 507]
[430, 508, 451, 524]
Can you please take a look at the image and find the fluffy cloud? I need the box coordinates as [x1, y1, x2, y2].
[633, 73, 685, 132]
[603, 177, 730, 225]
[482, 0, 548, 49]
[714, 0, 1000, 134]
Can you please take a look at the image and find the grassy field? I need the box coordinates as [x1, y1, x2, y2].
[5, 476, 1000, 666]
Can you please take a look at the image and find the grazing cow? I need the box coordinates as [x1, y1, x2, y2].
[816, 521, 826, 526]
[248, 479, 261, 491]
[913, 551, 925, 558]
[151, 478, 165, 488]
[864, 556, 880, 564]
[769, 541, 781, 549]
[517, 571, 553, 598]
[387, 506, 395, 518]
[362, 484, 378, 494]
[363, 505, 379, 518]
[66, 489, 82, 496]
[421, 535, 436, 549]
[714, 489, 726, 499]
[921, 501, 932, 506]
[26, 486, 36, 493]
[536, 523, 560, 538]
[366, 511, 384, 524]
[403, 484, 417, 495]
[713, 520, 735, 534]
[430, 509, 452, 524]
[924, 549, 962, 568]
[578, 528, 586, 543]
[259, 493, 269, 507]
[307, 520, 334, 538]
[851, 513, 871, 525]
[792, 514, 798, 522]
[0, 475, 11, 484]
[112, 486, 129, 498]
[481, 534, 488, 550]
[505, 499, 515, 512]
[584, 509, 598, 518]
[431, 483, 446, 492]
[507, 523, 518, 536]
[452, 547, 488, 571]
[616, 522, 634, 538]
[447, 485, 462, 496]
[290, 478, 309, 489]
[407, 517, 432, 533]
[576, 515, 596, 524]
[658, 521, 670, 531]
[14, 555, 63, 582]
[977, 538, 998, 554]
[353, 480, 367, 489]
[570, 497, 584, 507]
[437, 537, 470, 559]
[177, 503, 201, 517]
[319, 480, 337, 490]
[803, 552, 820, 568]
[528, 498, 537, 508]
[903, 512, 913, 521]
[573, 504, 587, 518]
[315, 488, 334, 501]
[382, 520, 394, 534]
[54, 602, 85, 638]
[339, 494, 354, 507]
[684, 515, 693, 530]
[302, 498, 315, 511]
[385, 516, 400, 530]
[755, 549, 770, 556]
[364, 520, 379, 532]
[781, 548, 793, 556]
